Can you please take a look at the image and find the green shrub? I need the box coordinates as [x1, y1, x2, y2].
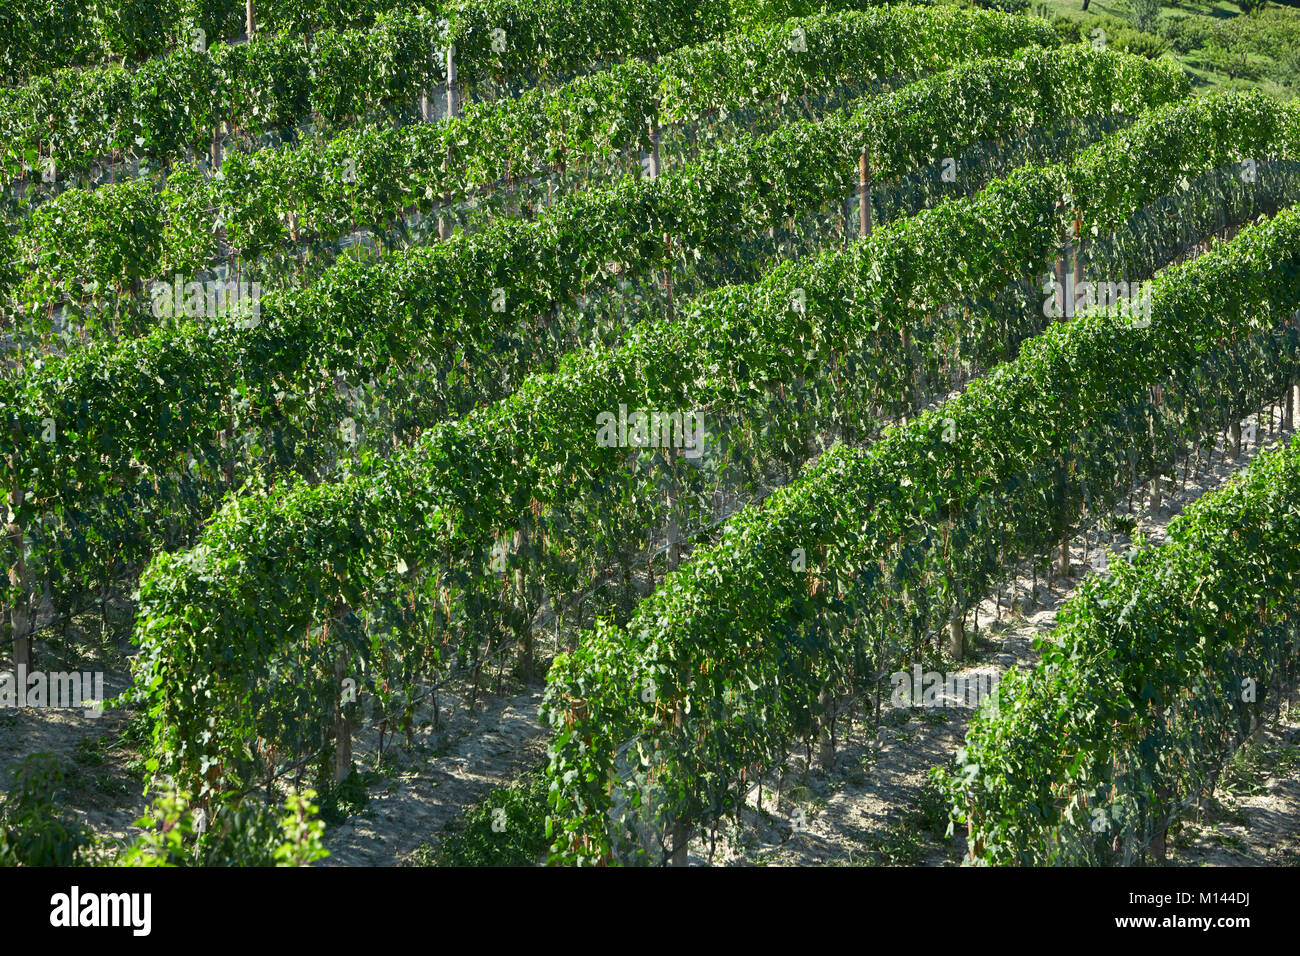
[1160, 17, 1213, 55]
[1206, 34, 1262, 80]
[1047, 13, 1084, 43]
[1057, 14, 1169, 58]
[314, 766, 372, 826]
[0, 754, 86, 866]
[1115, 28, 1171, 59]
[1131, 0, 1162, 34]
[1277, 48, 1300, 87]
[120, 789, 329, 866]
[425, 773, 550, 867]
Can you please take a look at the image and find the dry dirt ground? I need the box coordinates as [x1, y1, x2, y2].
[322, 684, 549, 866]
[0, 595, 553, 863]
[1167, 689, 1300, 867]
[0, 615, 148, 859]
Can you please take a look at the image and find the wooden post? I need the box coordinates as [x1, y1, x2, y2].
[245, 0, 255, 39]
[858, 152, 871, 238]
[445, 43, 458, 119]
[333, 650, 352, 783]
[667, 456, 681, 571]
[1072, 211, 1082, 291]
[1148, 826, 1166, 863]
[648, 125, 661, 180]
[7, 482, 32, 674]
[947, 610, 964, 660]
[515, 525, 532, 682]
[1148, 386, 1163, 511]
[1289, 313, 1299, 433]
[663, 234, 674, 325]
[221, 393, 237, 485]
[817, 687, 835, 770]
[1055, 250, 1068, 321]
[669, 701, 690, 865]
[438, 45, 458, 240]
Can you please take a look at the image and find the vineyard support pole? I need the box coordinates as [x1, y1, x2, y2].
[446, 43, 458, 119]
[663, 233, 674, 324]
[648, 123, 661, 178]
[333, 661, 352, 783]
[438, 45, 458, 241]
[637, 124, 673, 322]
[1054, 229, 1069, 323]
[667, 454, 681, 571]
[1290, 313, 1299, 431]
[7, 483, 32, 674]
[515, 525, 533, 681]
[1072, 209, 1083, 314]
[858, 152, 872, 238]
[221, 394, 236, 486]
[947, 608, 964, 660]
[817, 687, 835, 770]
[1148, 388, 1163, 512]
[1054, 222, 1081, 582]
[332, 610, 352, 784]
[669, 702, 690, 865]
[948, 519, 967, 658]
[669, 819, 691, 866]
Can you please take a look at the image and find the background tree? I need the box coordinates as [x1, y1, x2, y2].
[1131, 0, 1162, 33]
